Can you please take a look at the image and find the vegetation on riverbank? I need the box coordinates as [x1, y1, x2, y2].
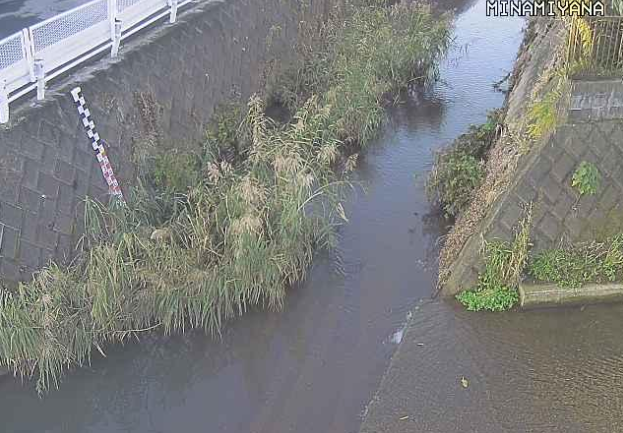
[426, 109, 502, 218]
[456, 214, 623, 310]
[456, 207, 531, 311]
[529, 235, 623, 288]
[0, 1, 451, 392]
[437, 14, 593, 295]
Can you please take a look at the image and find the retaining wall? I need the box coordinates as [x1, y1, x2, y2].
[443, 77, 623, 294]
[442, 17, 623, 295]
[0, 0, 330, 285]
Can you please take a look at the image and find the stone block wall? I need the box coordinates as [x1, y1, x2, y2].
[443, 79, 623, 294]
[0, 0, 330, 285]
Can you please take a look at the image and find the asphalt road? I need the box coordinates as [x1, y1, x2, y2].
[0, 0, 86, 39]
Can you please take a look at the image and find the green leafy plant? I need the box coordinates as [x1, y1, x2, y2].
[456, 208, 532, 312]
[455, 283, 518, 312]
[529, 235, 623, 288]
[572, 161, 600, 196]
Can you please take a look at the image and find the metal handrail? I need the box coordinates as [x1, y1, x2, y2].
[567, 15, 623, 77]
[0, 0, 192, 124]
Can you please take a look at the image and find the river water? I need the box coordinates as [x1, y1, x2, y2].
[2, 1, 621, 432]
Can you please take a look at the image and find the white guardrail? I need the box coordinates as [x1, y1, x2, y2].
[0, 0, 194, 124]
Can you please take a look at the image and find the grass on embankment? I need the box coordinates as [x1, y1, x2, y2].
[0, 1, 451, 393]
[456, 216, 623, 311]
[426, 109, 502, 218]
[529, 236, 623, 289]
[456, 207, 531, 312]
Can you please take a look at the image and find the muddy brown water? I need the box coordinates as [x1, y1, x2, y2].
[3, 2, 620, 433]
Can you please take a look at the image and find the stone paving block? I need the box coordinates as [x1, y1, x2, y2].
[550, 151, 576, 183]
[37, 119, 62, 147]
[536, 211, 561, 243]
[37, 172, 61, 199]
[599, 184, 620, 213]
[485, 222, 512, 242]
[565, 125, 590, 158]
[513, 180, 538, 205]
[21, 158, 41, 189]
[0, 202, 24, 230]
[40, 146, 57, 175]
[608, 121, 623, 151]
[0, 225, 19, 260]
[528, 155, 552, 185]
[40, 248, 55, 267]
[563, 214, 584, 240]
[499, 199, 524, 232]
[20, 211, 39, 243]
[38, 226, 58, 251]
[18, 186, 43, 212]
[540, 174, 563, 205]
[0, 258, 20, 283]
[18, 240, 41, 269]
[54, 159, 76, 185]
[587, 125, 609, 157]
[582, 148, 600, 166]
[53, 212, 73, 236]
[73, 168, 91, 198]
[552, 189, 575, 222]
[598, 145, 621, 179]
[20, 135, 46, 161]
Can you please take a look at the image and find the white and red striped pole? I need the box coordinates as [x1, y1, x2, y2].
[71, 86, 125, 203]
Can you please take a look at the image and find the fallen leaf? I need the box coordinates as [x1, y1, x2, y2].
[460, 377, 469, 388]
[399, 415, 410, 421]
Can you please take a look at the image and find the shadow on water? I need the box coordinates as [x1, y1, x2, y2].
[0, 0, 540, 432]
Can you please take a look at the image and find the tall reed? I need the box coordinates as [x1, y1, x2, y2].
[0, 1, 450, 392]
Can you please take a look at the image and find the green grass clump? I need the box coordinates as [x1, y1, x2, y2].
[152, 152, 202, 194]
[529, 235, 623, 288]
[0, 2, 450, 393]
[456, 208, 532, 312]
[427, 110, 501, 217]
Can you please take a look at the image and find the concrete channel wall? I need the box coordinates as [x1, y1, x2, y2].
[443, 77, 623, 294]
[0, 0, 330, 285]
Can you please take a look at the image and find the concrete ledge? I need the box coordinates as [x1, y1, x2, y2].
[519, 282, 623, 309]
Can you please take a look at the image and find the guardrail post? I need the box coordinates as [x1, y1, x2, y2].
[169, 0, 179, 23]
[0, 80, 9, 124]
[21, 28, 36, 82]
[34, 59, 45, 100]
[108, 0, 122, 58]
[111, 19, 122, 57]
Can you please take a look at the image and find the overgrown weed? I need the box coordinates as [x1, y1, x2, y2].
[427, 109, 502, 218]
[529, 235, 623, 288]
[0, 1, 451, 392]
[456, 206, 532, 311]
